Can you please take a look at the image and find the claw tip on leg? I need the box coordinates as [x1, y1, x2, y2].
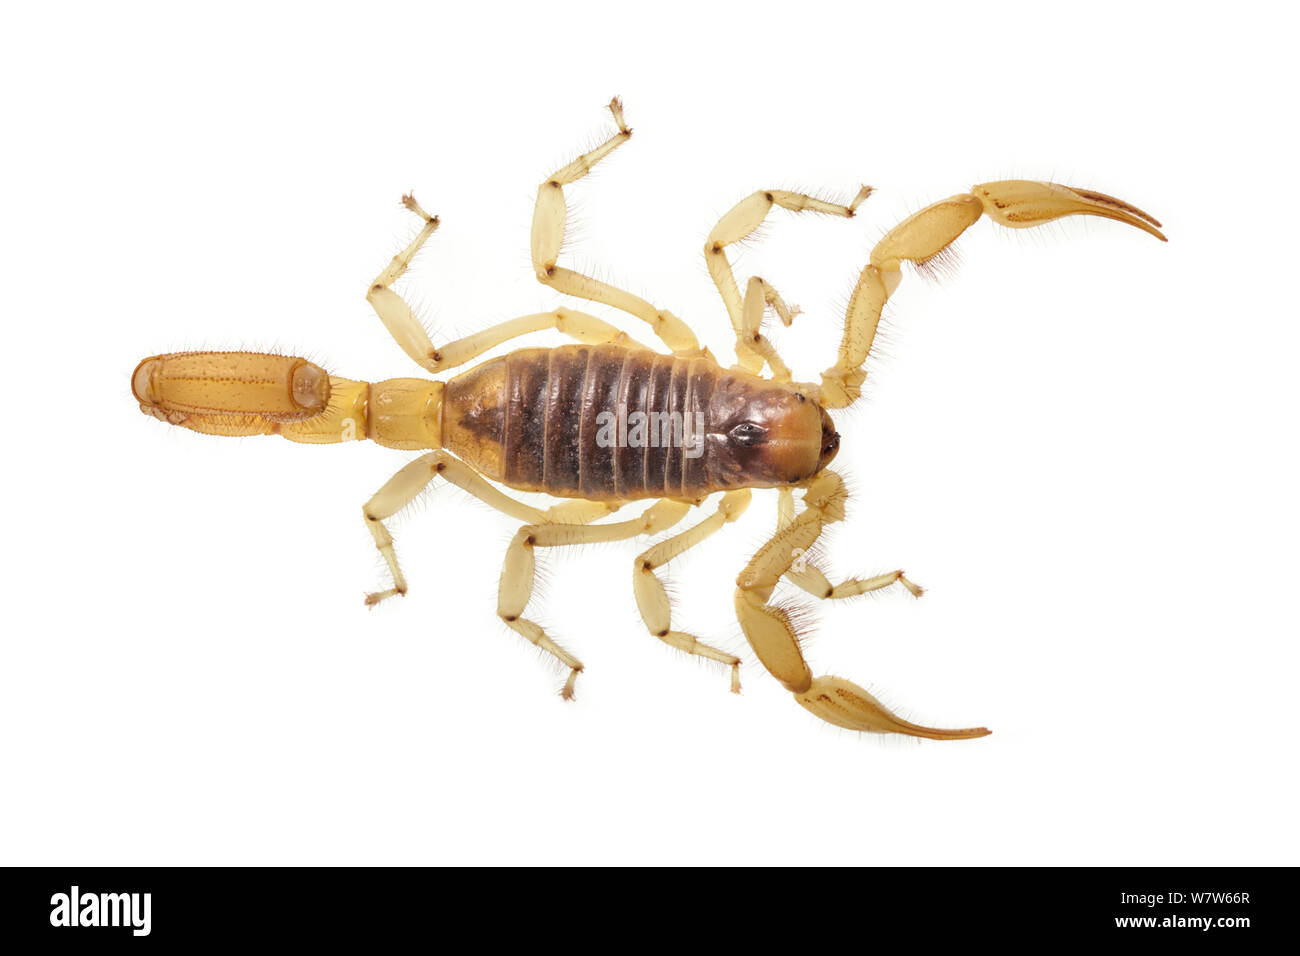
[607, 96, 629, 134]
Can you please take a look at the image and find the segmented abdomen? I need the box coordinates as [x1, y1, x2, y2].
[481, 345, 716, 500]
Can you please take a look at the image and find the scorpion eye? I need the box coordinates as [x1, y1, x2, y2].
[729, 422, 767, 447]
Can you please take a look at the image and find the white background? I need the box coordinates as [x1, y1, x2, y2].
[2, 1, 1296, 865]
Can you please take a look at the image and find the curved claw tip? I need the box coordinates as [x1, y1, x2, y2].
[974, 180, 1167, 242]
[796, 676, 991, 740]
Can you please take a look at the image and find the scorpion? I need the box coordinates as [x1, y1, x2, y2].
[132, 98, 1165, 740]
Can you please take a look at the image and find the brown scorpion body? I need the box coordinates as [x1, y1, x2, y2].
[451, 344, 836, 500]
[133, 98, 1164, 738]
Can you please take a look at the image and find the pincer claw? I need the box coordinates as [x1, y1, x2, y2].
[972, 180, 1167, 241]
[795, 676, 992, 740]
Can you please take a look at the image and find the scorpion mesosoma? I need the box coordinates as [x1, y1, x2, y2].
[132, 98, 1165, 739]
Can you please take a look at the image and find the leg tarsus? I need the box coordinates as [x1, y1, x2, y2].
[560, 667, 582, 701]
[400, 191, 435, 223]
[364, 587, 405, 607]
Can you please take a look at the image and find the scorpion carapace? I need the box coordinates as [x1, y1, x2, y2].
[133, 98, 1165, 739]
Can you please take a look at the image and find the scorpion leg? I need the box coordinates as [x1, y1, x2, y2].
[739, 277, 799, 382]
[735, 473, 989, 739]
[775, 489, 923, 600]
[819, 180, 1166, 408]
[422, 309, 651, 375]
[499, 500, 692, 699]
[368, 193, 652, 372]
[706, 187, 872, 375]
[366, 193, 444, 372]
[632, 491, 751, 693]
[531, 98, 700, 354]
[362, 451, 621, 605]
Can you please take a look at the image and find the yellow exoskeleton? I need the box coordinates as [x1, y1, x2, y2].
[133, 98, 1165, 739]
